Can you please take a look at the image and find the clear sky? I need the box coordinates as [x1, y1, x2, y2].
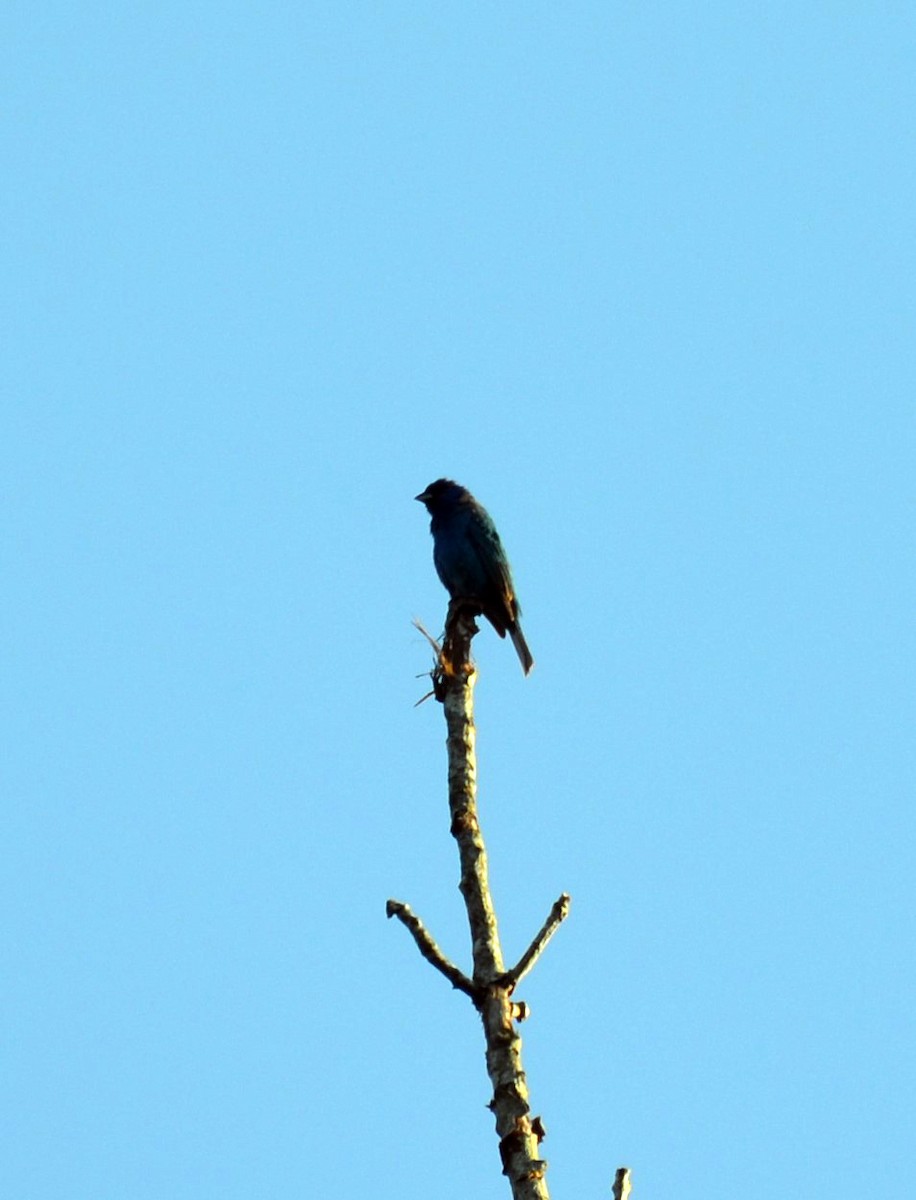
[4, 5, 914, 1198]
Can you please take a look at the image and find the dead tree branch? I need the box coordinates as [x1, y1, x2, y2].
[613, 1167, 633, 1200]
[390, 603, 636, 1199]
[385, 899, 476, 998]
[500, 893, 572, 991]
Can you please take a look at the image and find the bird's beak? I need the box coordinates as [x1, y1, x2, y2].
[415, 490, 430, 503]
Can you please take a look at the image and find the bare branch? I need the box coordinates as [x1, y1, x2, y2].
[612, 1167, 632, 1200]
[400, 600, 556, 1199]
[386, 899, 476, 998]
[501, 894, 571, 991]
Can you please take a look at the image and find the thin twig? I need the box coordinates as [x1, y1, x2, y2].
[412, 617, 443, 659]
[386, 899, 477, 998]
[500, 894, 572, 991]
[412, 618, 448, 703]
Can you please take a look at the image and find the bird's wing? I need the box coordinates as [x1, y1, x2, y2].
[465, 506, 518, 631]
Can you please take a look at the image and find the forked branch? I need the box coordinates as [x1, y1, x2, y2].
[388, 605, 632, 1200]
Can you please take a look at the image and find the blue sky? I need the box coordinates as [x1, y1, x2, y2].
[3, 5, 914, 1198]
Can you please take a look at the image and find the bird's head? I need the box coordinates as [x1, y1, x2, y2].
[415, 478, 468, 513]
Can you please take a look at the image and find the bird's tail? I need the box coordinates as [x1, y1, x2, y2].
[509, 623, 535, 676]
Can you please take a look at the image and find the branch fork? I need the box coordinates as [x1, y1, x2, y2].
[386, 893, 572, 1007]
[391, 604, 629, 1197]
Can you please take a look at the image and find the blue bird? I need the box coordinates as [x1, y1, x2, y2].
[416, 479, 534, 675]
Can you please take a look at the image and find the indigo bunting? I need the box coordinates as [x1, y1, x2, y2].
[416, 479, 534, 675]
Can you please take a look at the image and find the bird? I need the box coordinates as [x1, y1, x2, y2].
[415, 478, 534, 675]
